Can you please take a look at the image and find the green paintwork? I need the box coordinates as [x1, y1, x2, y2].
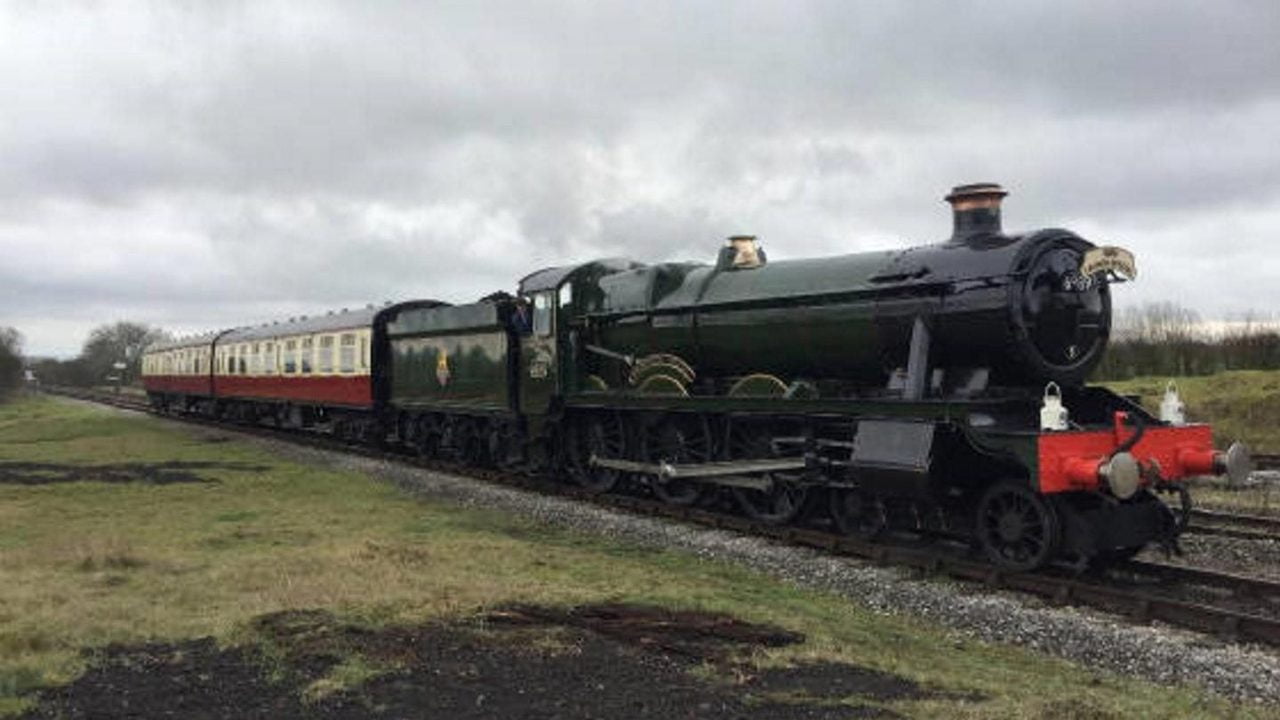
[387, 303, 501, 336]
[518, 290, 559, 419]
[583, 255, 941, 383]
[385, 303, 513, 413]
[565, 231, 1104, 391]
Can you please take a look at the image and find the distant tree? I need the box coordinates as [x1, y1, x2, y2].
[28, 357, 95, 387]
[79, 322, 168, 386]
[1096, 301, 1280, 380]
[0, 327, 24, 397]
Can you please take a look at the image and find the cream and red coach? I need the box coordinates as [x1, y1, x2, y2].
[211, 309, 379, 436]
[141, 333, 221, 413]
[144, 309, 380, 435]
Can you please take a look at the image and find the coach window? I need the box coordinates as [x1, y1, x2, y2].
[301, 338, 314, 374]
[319, 336, 335, 373]
[264, 342, 275, 374]
[284, 340, 297, 374]
[533, 292, 553, 337]
[339, 334, 356, 373]
[360, 335, 369, 371]
[238, 345, 248, 375]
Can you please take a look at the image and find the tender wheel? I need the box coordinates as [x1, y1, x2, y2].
[415, 415, 442, 459]
[976, 481, 1061, 571]
[829, 488, 887, 539]
[454, 418, 488, 467]
[570, 413, 625, 493]
[488, 423, 520, 470]
[727, 424, 806, 524]
[643, 414, 711, 506]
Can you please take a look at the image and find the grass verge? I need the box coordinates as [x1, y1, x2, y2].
[1104, 369, 1280, 453]
[0, 395, 1275, 718]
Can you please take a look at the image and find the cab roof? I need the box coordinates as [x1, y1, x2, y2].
[518, 258, 644, 295]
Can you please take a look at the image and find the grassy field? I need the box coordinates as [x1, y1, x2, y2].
[0, 396, 1275, 718]
[1105, 369, 1280, 453]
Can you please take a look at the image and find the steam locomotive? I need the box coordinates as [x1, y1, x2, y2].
[142, 184, 1249, 571]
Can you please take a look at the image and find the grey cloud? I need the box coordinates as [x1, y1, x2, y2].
[2, 0, 1279, 356]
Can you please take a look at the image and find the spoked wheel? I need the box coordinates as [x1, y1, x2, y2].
[976, 481, 1061, 571]
[727, 423, 807, 524]
[488, 423, 521, 470]
[415, 416, 443, 459]
[643, 414, 712, 506]
[454, 418, 488, 467]
[570, 413, 626, 493]
[829, 488, 888, 539]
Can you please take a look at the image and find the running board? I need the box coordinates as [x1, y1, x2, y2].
[588, 455, 805, 487]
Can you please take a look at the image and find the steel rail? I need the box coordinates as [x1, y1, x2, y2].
[1186, 508, 1280, 542]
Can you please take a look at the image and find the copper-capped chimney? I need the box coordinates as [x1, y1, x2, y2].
[945, 182, 1007, 242]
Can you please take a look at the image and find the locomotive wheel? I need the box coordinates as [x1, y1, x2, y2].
[643, 414, 711, 506]
[454, 419, 488, 467]
[415, 415, 442, 459]
[829, 488, 887, 539]
[976, 481, 1061, 571]
[727, 424, 806, 524]
[570, 413, 625, 493]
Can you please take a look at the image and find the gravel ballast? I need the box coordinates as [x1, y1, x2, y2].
[245, 435, 1280, 704]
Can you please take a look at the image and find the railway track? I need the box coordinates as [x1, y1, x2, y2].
[41, 386, 1280, 649]
[1186, 507, 1280, 542]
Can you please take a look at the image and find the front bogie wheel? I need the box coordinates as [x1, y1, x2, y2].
[829, 488, 888, 540]
[975, 481, 1061, 571]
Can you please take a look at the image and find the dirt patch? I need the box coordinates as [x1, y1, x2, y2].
[17, 604, 971, 719]
[0, 460, 268, 485]
[485, 602, 806, 663]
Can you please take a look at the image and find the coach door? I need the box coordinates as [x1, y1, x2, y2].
[518, 290, 558, 416]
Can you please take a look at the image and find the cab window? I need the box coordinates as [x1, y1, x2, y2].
[533, 292, 553, 337]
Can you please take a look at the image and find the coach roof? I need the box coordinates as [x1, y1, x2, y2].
[219, 306, 383, 344]
[146, 332, 224, 353]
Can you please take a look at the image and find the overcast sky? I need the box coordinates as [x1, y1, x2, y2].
[2, 1, 1279, 357]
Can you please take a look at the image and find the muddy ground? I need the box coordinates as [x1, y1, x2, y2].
[0, 460, 266, 486]
[19, 603, 968, 719]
